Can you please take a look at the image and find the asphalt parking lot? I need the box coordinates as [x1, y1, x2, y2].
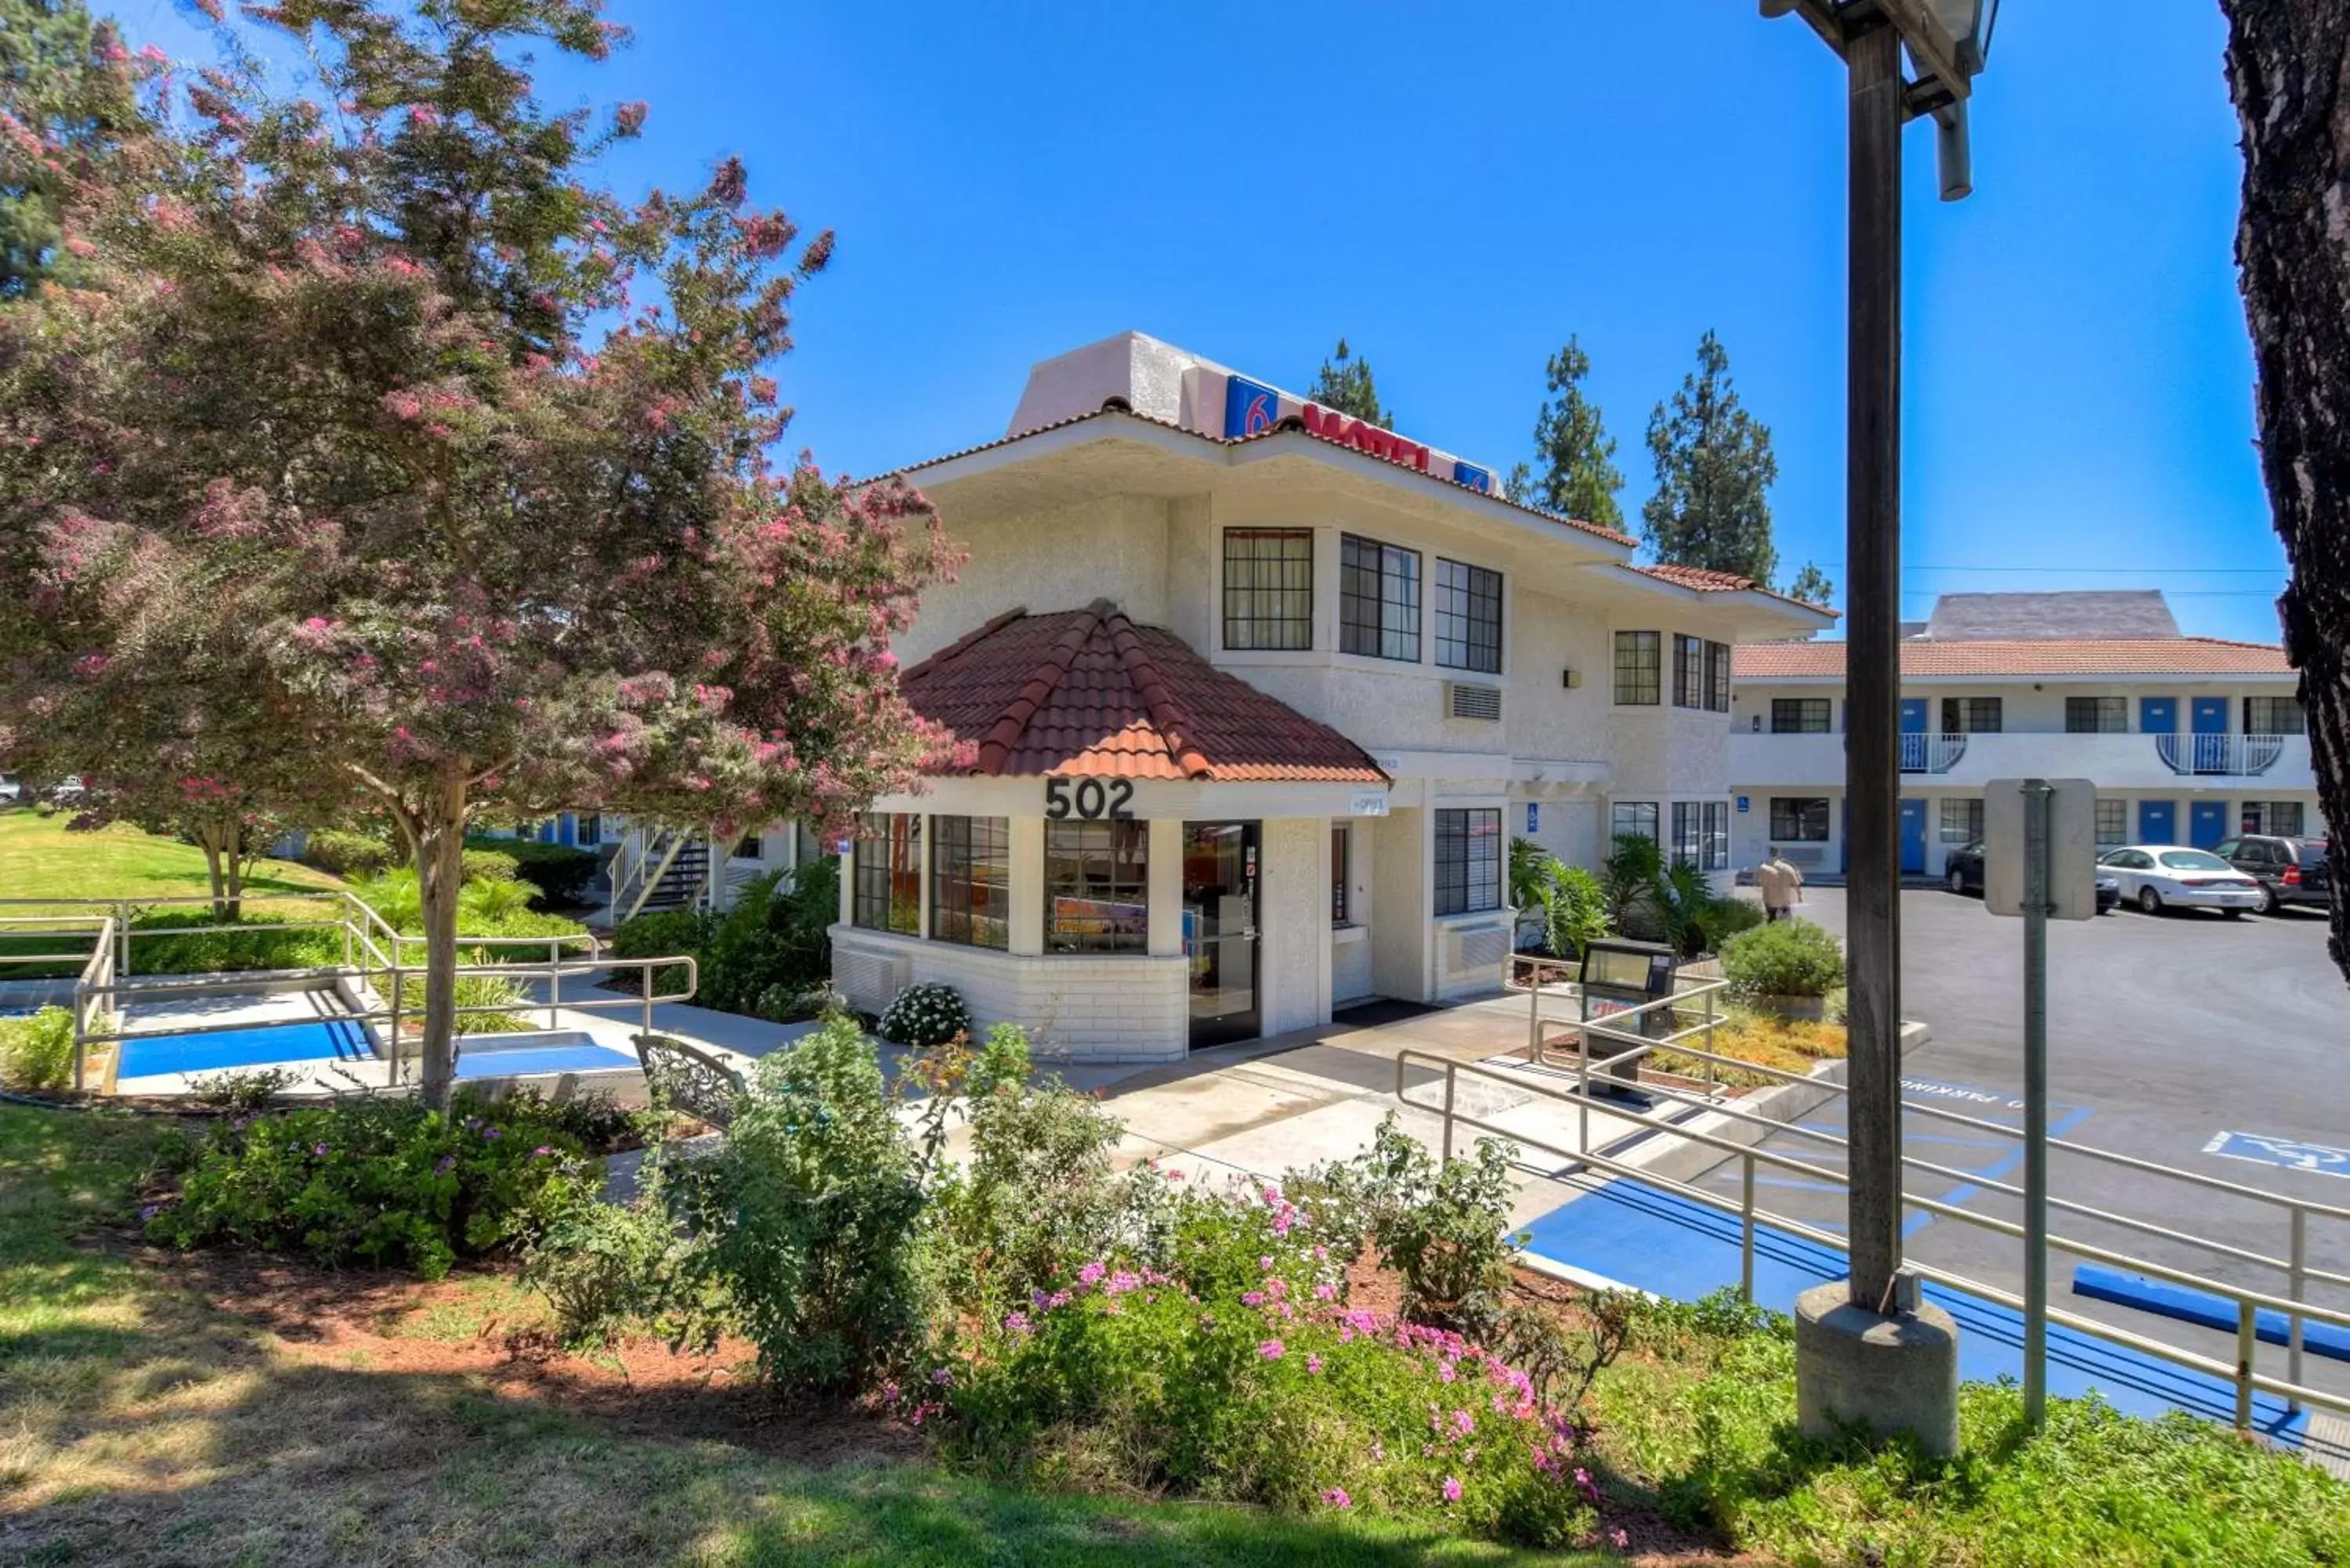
[1694, 883, 2350, 1402]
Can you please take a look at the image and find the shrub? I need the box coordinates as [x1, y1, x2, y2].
[186, 1067, 298, 1110]
[1720, 919, 1846, 999]
[698, 862, 837, 1013]
[1538, 863, 1613, 959]
[129, 909, 342, 974]
[460, 847, 522, 884]
[468, 837, 599, 908]
[609, 906, 714, 994]
[1691, 894, 1765, 955]
[1295, 1113, 1526, 1340]
[0, 1006, 76, 1093]
[942, 1173, 1600, 1549]
[663, 1017, 931, 1394]
[877, 981, 971, 1047]
[522, 1197, 692, 1349]
[303, 829, 396, 878]
[394, 969, 533, 1035]
[145, 1091, 592, 1278]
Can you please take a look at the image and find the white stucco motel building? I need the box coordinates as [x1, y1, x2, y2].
[1728, 591, 2324, 881]
[827, 332, 1831, 1061]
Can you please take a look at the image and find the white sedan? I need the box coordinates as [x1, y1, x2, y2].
[2097, 845, 2265, 917]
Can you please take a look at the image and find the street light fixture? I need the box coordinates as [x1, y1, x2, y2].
[1759, 0, 1994, 1459]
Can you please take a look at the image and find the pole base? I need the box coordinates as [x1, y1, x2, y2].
[1794, 1280, 1961, 1458]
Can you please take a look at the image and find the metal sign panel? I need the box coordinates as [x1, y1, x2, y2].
[1982, 777, 2098, 920]
[1348, 790, 1390, 818]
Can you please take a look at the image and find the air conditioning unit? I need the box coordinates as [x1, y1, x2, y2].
[836, 948, 911, 1010]
[1445, 681, 1503, 723]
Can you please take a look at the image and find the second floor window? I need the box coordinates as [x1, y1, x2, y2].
[2245, 695, 2306, 735]
[1706, 641, 1731, 712]
[2066, 696, 2126, 733]
[852, 813, 921, 934]
[1223, 529, 1314, 651]
[1672, 634, 1705, 709]
[1340, 533, 1420, 661]
[1942, 696, 2002, 734]
[1434, 558, 1502, 673]
[1614, 631, 1661, 705]
[1772, 698, 1832, 733]
[1433, 808, 1502, 916]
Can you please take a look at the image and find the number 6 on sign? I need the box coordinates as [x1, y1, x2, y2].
[1044, 777, 1133, 821]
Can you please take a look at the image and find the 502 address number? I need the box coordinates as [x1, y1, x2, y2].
[1044, 777, 1134, 821]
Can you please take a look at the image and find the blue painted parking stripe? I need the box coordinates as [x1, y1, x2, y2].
[2075, 1264, 2350, 1363]
[1904, 1104, 2095, 1240]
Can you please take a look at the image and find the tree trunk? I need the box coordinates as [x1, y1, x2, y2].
[2224, 1, 2350, 985]
[413, 779, 468, 1112]
[222, 816, 244, 923]
[195, 821, 230, 923]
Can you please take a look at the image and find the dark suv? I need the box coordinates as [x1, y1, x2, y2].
[2212, 835, 2334, 914]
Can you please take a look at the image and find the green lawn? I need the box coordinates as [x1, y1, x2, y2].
[0, 1104, 1593, 1566]
[0, 807, 343, 912]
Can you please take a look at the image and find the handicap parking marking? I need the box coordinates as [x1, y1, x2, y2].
[2204, 1130, 2350, 1180]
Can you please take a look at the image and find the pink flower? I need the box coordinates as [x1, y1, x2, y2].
[1574, 1467, 1601, 1504]
[1256, 1339, 1285, 1360]
[1305, 1354, 1323, 1374]
[1441, 1476, 1462, 1503]
[1609, 1526, 1629, 1550]
[1313, 1283, 1336, 1301]
[1258, 1255, 1274, 1271]
[1320, 1487, 1350, 1508]
[1077, 1260, 1106, 1287]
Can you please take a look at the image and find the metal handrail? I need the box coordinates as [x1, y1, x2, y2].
[1391, 1034, 2350, 1429]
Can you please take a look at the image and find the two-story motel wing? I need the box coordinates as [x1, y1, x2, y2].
[1727, 591, 2321, 882]
[827, 332, 1834, 1061]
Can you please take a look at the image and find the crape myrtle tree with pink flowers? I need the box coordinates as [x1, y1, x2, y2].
[0, 0, 958, 1109]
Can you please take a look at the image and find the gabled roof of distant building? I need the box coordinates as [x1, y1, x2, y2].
[898, 601, 1387, 782]
[1734, 637, 2294, 681]
[1923, 591, 2181, 642]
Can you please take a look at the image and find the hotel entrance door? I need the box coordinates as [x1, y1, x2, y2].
[1182, 821, 1260, 1048]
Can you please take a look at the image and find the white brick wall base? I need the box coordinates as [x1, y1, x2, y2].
[831, 926, 1188, 1064]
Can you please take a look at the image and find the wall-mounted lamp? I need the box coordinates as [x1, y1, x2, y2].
[1561, 668, 1582, 689]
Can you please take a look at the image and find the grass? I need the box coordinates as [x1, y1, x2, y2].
[0, 807, 342, 911]
[4, 1107, 2342, 1567]
[0, 1104, 1603, 1566]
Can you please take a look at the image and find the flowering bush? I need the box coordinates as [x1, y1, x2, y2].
[940, 1172, 1603, 1549]
[877, 981, 971, 1047]
[145, 1092, 591, 1278]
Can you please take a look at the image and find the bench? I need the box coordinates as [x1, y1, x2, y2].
[631, 1033, 747, 1132]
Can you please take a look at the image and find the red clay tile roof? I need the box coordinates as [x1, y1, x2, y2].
[1630, 563, 1838, 616]
[885, 406, 1638, 548]
[899, 602, 1388, 782]
[1734, 637, 2295, 680]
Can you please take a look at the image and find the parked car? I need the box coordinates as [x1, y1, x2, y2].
[0, 775, 20, 803]
[2211, 834, 2334, 916]
[2095, 845, 2265, 917]
[1945, 840, 2120, 913]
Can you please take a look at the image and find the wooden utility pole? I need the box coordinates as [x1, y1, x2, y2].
[1843, 7, 1905, 1313]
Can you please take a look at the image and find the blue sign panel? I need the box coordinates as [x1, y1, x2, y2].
[1452, 460, 1495, 494]
[1735, 795, 1750, 814]
[1525, 803, 1539, 835]
[1224, 375, 1282, 439]
[2204, 1131, 2350, 1179]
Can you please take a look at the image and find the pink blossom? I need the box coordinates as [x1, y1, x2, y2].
[1441, 1476, 1462, 1503]
[1305, 1354, 1322, 1375]
[1076, 1260, 1106, 1287]
[1609, 1526, 1629, 1550]
[1319, 1487, 1350, 1509]
[1256, 1339, 1285, 1360]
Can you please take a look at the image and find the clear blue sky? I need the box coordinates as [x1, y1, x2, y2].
[118, 1, 2284, 641]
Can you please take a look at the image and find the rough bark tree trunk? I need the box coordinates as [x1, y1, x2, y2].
[2223, 0, 2350, 985]
[196, 821, 230, 923]
[222, 817, 243, 923]
[413, 779, 468, 1112]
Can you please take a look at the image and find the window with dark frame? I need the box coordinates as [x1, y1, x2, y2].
[2065, 696, 2126, 734]
[1706, 641, 1731, 712]
[2245, 695, 2307, 735]
[1434, 558, 1502, 674]
[2095, 799, 2127, 845]
[1769, 797, 1829, 842]
[1611, 800, 1659, 844]
[1771, 698, 1832, 733]
[1340, 533, 1421, 662]
[1222, 529, 1314, 651]
[930, 815, 1010, 950]
[1433, 807, 1502, 916]
[1331, 824, 1351, 926]
[1043, 819, 1149, 954]
[1614, 631, 1661, 705]
[1703, 800, 1730, 870]
[1670, 802, 1703, 866]
[1940, 696, 2003, 734]
[1672, 634, 1705, 709]
[1940, 798, 1985, 844]
[734, 831, 765, 860]
[851, 812, 921, 934]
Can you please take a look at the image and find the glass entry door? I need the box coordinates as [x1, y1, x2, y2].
[1182, 821, 1260, 1049]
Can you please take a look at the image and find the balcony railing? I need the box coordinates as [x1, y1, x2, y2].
[1898, 732, 1968, 774]
[2154, 732, 2289, 777]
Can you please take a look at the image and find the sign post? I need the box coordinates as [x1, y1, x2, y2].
[1983, 775, 2096, 1429]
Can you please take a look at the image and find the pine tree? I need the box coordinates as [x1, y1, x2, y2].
[1786, 562, 1835, 605]
[1520, 337, 1624, 528]
[0, 0, 136, 297]
[1641, 331, 1780, 582]
[1307, 337, 1391, 427]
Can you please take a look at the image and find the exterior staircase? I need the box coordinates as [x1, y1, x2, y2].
[609, 826, 716, 923]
